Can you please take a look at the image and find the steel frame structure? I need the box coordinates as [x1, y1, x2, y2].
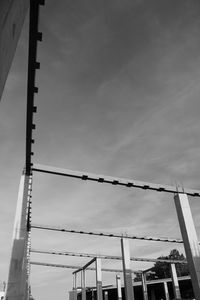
[3, 1, 200, 300]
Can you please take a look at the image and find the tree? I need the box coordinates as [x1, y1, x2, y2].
[152, 249, 189, 279]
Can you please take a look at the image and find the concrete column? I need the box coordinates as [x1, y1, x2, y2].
[116, 275, 122, 300]
[141, 273, 148, 300]
[5, 173, 31, 300]
[73, 274, 77, 300]
[174, 193, 200, 300]
[81, 270, 86, 300]
[96, 258, 103, 300]
[163, 282, 169, 300]
[170, 263, 181, 299]
[121, 238, 134, 300]
[104, 291, 108, 300]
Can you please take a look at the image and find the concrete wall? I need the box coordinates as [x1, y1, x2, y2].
[0, 0, 29, 100]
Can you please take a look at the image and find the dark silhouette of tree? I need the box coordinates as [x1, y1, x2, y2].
[134, 249, 189, 282]
[152, 249, 189, 279]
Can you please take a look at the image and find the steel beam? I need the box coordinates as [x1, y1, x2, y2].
[26, 0, 44, 175]
[163, 282, 169, 300]
[73, 274, 77, 300]
[32, 164, 200, 196]
[96, 258, 103, 300]
[31, 224, 184, 244]
[31, 248, 187, 264]
[116, 275, 122, 300]
[5, 173, 32, 300]
[141, 273, 148, 300]
[174, 193, 200, 300]
[170, 263, 181, 299]
[30, 261, 138, 273]
[121, 238, 134, 300]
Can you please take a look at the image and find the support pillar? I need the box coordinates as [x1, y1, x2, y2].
[96, 258, 103, 300]
[116, 275, 122, 300]
[174, 193, 200, 300]
[81, 270, 86, 300]
[163, 282, 169, 300]
[104, 291, 108, 300]
[121, 238, 134, 300]
[73, 273, 77, 300]
[170, 263, 181, 299]
[5, 172, 31, 300]
[141, 273, 148, 300]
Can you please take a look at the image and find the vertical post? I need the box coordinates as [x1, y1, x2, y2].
[96, 258, 103, 300]
[174, 193, 200, 300]
[163, 281, 169, 300]
[141, 273, 148, 300]
[104, 291, 108, 300]
[5, 172, 31, 300]
[121, 238, 134, 300]
[170, 263, 181, 299]
[73, 273, 77, 300]
[116, 275, 122, 300]
[81, 270, 86, 300]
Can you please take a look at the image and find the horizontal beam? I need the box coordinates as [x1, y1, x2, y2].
[32, 164, 200, 197]
[31, 224, 183, 244]
[73, 257, 96, 275]
[30, 261, 138, 273]
[31, 249, 187, 264]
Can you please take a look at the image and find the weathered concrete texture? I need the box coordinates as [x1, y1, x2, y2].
[5, 174, 30, 300]
[0, 0, 29, 100]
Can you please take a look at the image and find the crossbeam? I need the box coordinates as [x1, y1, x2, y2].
[31, 249, 187, 264]
[31, 224, 184, 243]
[32, 164, 200, 196]
[30, 261, 138, 273]
[73, 257, 96, 274]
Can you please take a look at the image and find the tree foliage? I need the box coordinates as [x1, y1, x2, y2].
[152, 249, 189, 279]
[134, 249, 189, 282]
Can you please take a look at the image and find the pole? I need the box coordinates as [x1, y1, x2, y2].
[163, 281, 169, 300]
[81, 270, 86, 300]
[116, 275, 122, 300]
[141, 273, 148, 300]
[170, 263, 181, 299]
[174, 193, 200, 299]
[121, 238, 134, 300]
[96, 258, 103, 300]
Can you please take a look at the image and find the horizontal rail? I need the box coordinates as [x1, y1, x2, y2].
[30, 261, 138, 273]
[32, 164, 200, 196]
[31, 249, 187, 264]
[31, 224, 183, 243]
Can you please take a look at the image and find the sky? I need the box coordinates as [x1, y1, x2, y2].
[1, 0, 200, 299]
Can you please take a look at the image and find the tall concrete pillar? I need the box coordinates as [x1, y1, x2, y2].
[141, 273, 148, 300]
[170, 263, 181, 299]
[116, 275, 122, 300]
[163, 282, 169, 300]
[121, 238, 134, 300]
[5, 172, 31, 300]
[81, 270, 86, 300]
[96, 258, 103, 300]
[174, 193, 200, 300]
